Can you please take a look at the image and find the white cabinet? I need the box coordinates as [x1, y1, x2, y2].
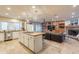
[29, 36, 34, 51]
[19, 32, 29, 47]
[13, 32, 19, 39]
[23, 34, 29, 47]
[5, 32, 12, 41]
[34, 35, 43, 53]
[19, 32, 24, 43]
[19, 31, 43, 53]
[0, 33, 4, 41]
[28, 35, 43, 53]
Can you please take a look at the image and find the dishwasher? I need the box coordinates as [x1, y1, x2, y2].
[4, 31, 13, 41]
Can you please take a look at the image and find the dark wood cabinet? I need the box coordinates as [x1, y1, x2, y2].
[44, 33, 65, 43]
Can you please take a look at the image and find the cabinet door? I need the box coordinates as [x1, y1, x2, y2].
[19, 32, 23, 43]
[13, 32, 19, 39]
[34, 35, 43, 53]
[29, 36, 34, 51]
[24, 34, 28, 47]
[0, 33, 4, 41]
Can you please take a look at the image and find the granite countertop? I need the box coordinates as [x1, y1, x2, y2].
[29, 32, 45, 36]
[46, 31, 63, 35]
[0, 30, 21, 33]
[22, 31, 45, 36]
[0, 31, 4, 33]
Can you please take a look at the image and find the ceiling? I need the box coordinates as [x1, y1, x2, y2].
[0, 5, 79, 21]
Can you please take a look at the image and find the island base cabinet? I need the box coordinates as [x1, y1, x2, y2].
[19, 31, 43, 53]
[23, 34, 29, 47]
[34, 36, 43, 53]
[29, 35, 43, 53]
[29, 36, 34, 52]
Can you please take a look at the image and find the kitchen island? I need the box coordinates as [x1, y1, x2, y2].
[44, 31, 65, 43]
[19, 31, 44, 53]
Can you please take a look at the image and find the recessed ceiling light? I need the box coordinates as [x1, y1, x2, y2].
[32, 6, 36, 9]
[5, 13, 8, 15]
[7, 7, 11, 10]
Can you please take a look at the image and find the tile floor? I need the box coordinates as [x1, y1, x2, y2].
[39, 39, 79, 54]
[0, 38, 79, 54]
[0, 40, 32, 54]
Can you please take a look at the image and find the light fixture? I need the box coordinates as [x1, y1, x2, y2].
[32, 6, 36, 9]
[7, 7, 11, 10]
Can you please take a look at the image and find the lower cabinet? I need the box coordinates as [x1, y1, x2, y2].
[29, 36, 34, 51]
[34, 35, 43, 53]
[28, 35, 43, 53]
[0, 33, 4, 41]
[5, 32, 13, 41]
[19, 32, 43, 53]
[19, 32, 24, 43]
[44, 33, 64, 43]
[23, 34, 29, 47]
[13, 32, 19, 39]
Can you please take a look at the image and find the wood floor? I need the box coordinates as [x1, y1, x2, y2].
[0, 39, 79, 54]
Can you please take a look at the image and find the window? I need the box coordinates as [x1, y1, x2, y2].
[14, 23, 21, 30]
[0, 22, 22, 31]
[1, 22, 8, 30]
[70, 19, 78, 25]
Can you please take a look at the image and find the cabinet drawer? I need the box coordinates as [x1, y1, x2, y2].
[29, 38, 34, 51]
[29, 36, 34, 39]
[24, 38, 29, 47]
